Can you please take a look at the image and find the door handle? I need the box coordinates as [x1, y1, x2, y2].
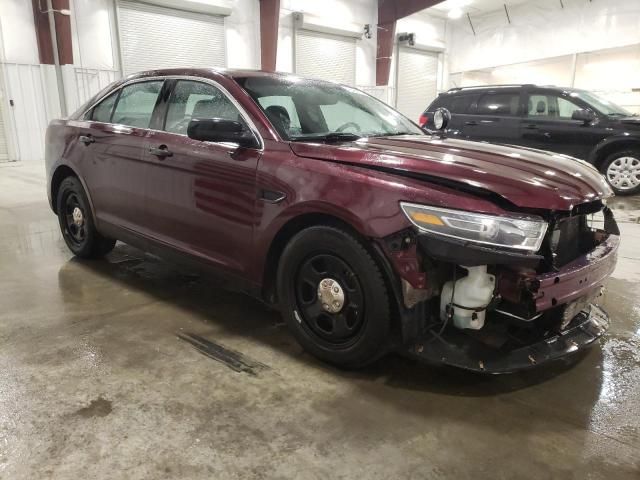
[149, 145, 173, 158]
[79, 134, 95, 145]
[464, 121, 478, 126]
[524, 124, 539, 130]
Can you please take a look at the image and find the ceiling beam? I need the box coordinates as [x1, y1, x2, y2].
[376, 0, 444, 86]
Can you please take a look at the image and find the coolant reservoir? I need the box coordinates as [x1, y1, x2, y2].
[439, 266, 495, 330]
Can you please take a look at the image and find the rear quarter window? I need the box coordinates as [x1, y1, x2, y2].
[449, 94, 479, 114]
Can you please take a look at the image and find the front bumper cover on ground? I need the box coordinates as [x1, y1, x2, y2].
[406, 304, 610, 374]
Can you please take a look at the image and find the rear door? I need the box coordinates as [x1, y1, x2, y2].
[519, 90, 606, 159]
[142, 79, 261, 275]
[463, 89, 522, 144]
[77, 79, 164, 235]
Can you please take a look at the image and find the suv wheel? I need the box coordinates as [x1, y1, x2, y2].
[56, 177, 116, 258]
[602, 150, 640, 195]
[276, 226, 391, 368]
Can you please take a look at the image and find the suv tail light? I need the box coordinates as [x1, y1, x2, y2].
[418, 113, 428, 127]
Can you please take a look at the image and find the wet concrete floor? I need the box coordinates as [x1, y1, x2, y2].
[1, 162, 639, 479]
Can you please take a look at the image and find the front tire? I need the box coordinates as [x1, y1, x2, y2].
[56, 176, 116, 258]
[601, 150, 640, 196]
[276, 226, 391, 368]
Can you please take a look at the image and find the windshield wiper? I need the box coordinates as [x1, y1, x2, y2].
[291, 132, 361, 143]
[371, 131, 424, 137]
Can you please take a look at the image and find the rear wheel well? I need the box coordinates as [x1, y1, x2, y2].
[51, 165, 78, 214]
[594, 140, 640, 170]
[262, 213, 403, 337]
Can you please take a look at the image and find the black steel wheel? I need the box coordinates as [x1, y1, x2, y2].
[295, 254, 365, 347]
[277, 225, 391, 368]
[56, 176, 116, 258]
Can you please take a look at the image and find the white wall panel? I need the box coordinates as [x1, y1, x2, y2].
[117, 0, 226, 75]
[295, 29, 356, 85]
[3, 64, 48, 162]
[0, 0, 40, 64]
[447, 0, 640, 73]
[71, 0, 119, 71]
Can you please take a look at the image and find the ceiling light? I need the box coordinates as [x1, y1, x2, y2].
[448, 7, 464, 19]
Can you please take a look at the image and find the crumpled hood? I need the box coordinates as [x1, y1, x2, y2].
[289, 135, 613, 211]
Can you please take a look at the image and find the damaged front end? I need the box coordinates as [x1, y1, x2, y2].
[380, 201, 620, 373]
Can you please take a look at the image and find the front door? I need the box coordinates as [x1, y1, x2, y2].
[77, 80, 164, 235]
[519, 91, 606, 159]
[143, 79, 261, 275]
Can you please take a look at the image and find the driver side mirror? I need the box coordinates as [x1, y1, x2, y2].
[187, 118, 259, 148]
[571, 109, 596, 124]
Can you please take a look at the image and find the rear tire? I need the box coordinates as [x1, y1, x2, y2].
[276, 226, 391, 368]
[56, 176, 116, 258]
[601, 150, 640, 196]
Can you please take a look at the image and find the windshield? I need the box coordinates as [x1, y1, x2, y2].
[235, 76, 424, 141]
[569, 90, 632, 116]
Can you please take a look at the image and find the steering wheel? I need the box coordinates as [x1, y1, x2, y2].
[335, 121, 361, 133]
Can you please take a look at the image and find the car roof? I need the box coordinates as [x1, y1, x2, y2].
[443, 84, 578, 95]
[122, 67, 321, 82]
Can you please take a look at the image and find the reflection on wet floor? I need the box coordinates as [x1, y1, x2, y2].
[0, 163, 638, 479]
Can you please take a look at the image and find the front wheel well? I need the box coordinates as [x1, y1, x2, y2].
[261, 213, 404, 342]
[50, 165, 78, 214]
[593, 140, 640, 170]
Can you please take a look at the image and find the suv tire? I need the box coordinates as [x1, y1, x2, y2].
[276, 226, 391, 368]
[56, 176, 116, 258]
[601, 150, 640, 196]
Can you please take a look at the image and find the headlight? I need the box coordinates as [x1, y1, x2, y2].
[400, 202, 548, 252]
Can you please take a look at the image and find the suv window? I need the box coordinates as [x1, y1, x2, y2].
[164, 80, 245, 135]
[111, 81, 163, 129]
[449, 94, 478, 114]
[90, 91, 118, 123]
[476, 92, 520, 116]
[527, 93, 582, 119]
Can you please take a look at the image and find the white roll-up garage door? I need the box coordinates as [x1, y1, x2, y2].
[117, 0, 226, 76]
[295, 29, 356, 85]
[396, 47, 439, 123]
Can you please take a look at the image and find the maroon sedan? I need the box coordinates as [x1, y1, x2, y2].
[45, 69, 619, 373]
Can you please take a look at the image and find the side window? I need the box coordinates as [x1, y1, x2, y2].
[476, 93, 520, 116]
[111, 81, 163, 129]
[164, 80, 245, 135]
[556, 97, 582, 119]
[528, 94, 549, 116]
[90, 92, 118, 123]
[258, 96, 302, 137]
[527, 94, 582, 119]
[449, 94, 478, 114]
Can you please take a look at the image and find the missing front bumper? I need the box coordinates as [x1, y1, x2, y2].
[406, 303, 609, 374]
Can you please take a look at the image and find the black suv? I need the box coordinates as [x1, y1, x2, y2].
[421, 85, 640, 195]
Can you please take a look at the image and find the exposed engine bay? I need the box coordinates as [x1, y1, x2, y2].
[381, 200, 620, 373]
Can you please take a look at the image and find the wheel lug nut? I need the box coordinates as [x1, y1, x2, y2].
[333, 287, 339, 293]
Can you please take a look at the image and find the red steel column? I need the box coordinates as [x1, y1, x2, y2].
[260, 0, 280, 72]
[376, 0, 443, 86]
[32, 0, 73, 65]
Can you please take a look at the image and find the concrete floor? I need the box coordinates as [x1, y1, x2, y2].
[1, 162, 639, 480]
